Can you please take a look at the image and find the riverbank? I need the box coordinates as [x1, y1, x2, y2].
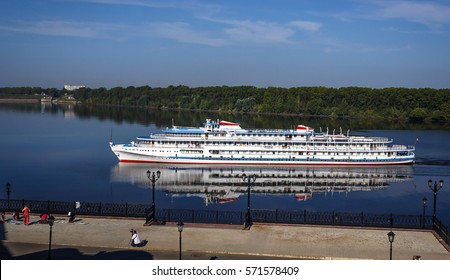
[0, 98, 39, 103]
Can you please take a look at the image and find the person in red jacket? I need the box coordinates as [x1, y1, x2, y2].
[22, 204, 30, 225]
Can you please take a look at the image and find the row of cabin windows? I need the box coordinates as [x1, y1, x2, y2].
[211, 150, 390, 156]
[128, 147, 393, 157]
[165, 133, 309, 138]
[141, 140, 379, 148]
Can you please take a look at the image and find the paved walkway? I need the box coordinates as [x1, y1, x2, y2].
[1, 214, 449, 260]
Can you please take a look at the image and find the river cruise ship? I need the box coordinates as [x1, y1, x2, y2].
[110, 119, 415, 165]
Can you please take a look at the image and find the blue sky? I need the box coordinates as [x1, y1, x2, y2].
[1, 0, 450, 89]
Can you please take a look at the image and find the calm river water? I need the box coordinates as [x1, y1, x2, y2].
[1, 103, 449, 225]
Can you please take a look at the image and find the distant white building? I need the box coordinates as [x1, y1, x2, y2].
[64, 85, 86, 91]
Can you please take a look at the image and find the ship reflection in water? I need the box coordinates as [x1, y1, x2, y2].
[110, 164, 414, 206]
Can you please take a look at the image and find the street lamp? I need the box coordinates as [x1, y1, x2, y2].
[242, 173, 257, 230]
[428, 179, 444, 226]
[145, 170, 161, 226]
[6, 182, 11, 212]
[48, 215, 55, 260]
[387, 231, 395, 260]
[422, 197, 427, 228]
[177, 221, 184, 260]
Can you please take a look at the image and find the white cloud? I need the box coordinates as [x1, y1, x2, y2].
[148, 18, 322, 46]
[0, 20, 97, 37]
[81, 0, 222, 15]
[290, 20, 322, 32]
[0, 20, 134, 39]
[364, 0, 450, 28]
[148, 22, 228, 47]
[378, 0, 450, 24]
[224, 20, 295, 43]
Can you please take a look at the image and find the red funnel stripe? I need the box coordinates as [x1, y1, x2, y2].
[220, 121, 240, 126]
[297, 125, 313, 131]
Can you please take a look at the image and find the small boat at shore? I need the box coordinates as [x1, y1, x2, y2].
[110, 119, 415, 166]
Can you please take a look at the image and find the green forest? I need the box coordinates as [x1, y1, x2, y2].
[1, 85, 450, 123]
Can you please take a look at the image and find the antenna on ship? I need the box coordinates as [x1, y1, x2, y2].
[109, 128, 113, 145]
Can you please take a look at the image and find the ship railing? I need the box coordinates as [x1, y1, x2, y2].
[348, 137, 390, 143]
[1, 198, 447, 247]
[152, 133, 204, 139]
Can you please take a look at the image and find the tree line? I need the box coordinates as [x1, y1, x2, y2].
[1, 85, 449, 123]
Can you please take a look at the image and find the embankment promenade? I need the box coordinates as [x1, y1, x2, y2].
[1, 214, 449, 260]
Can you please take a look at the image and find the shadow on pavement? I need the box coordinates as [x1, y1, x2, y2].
[7, 248, 154, 260]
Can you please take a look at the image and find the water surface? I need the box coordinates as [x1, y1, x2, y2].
[1, 103, 449, 225]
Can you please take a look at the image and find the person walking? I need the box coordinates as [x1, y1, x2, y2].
[22, 204, 30, 225]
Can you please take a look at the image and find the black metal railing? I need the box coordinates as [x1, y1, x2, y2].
[434, 218, 450, 246]
[1, 198, 448, 246]
[250, 209, 433, 229]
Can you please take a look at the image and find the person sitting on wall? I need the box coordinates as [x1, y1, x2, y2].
[12, 210, 21, 221]
[68, 211, 76, 223]
[130, 229, 147, 247]
[39, 213, 48, 224]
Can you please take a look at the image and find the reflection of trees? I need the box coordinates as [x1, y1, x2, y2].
[2, 102, 449, 130]
[71, 105, 448, 130]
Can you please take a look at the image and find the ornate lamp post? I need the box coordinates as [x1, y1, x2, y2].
[177, 221, 184, 260]
[47, 215, 55, 260]
[428, 179, 444, 226]
[422, 197, 427, 228]
[387, 231, 395, 260]
[6, 182, 11, 212]
[242, 173, 257, 230]
[145, 170, 161, 226]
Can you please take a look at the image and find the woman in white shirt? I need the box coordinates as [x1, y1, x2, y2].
[130, 230, 142, 247]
